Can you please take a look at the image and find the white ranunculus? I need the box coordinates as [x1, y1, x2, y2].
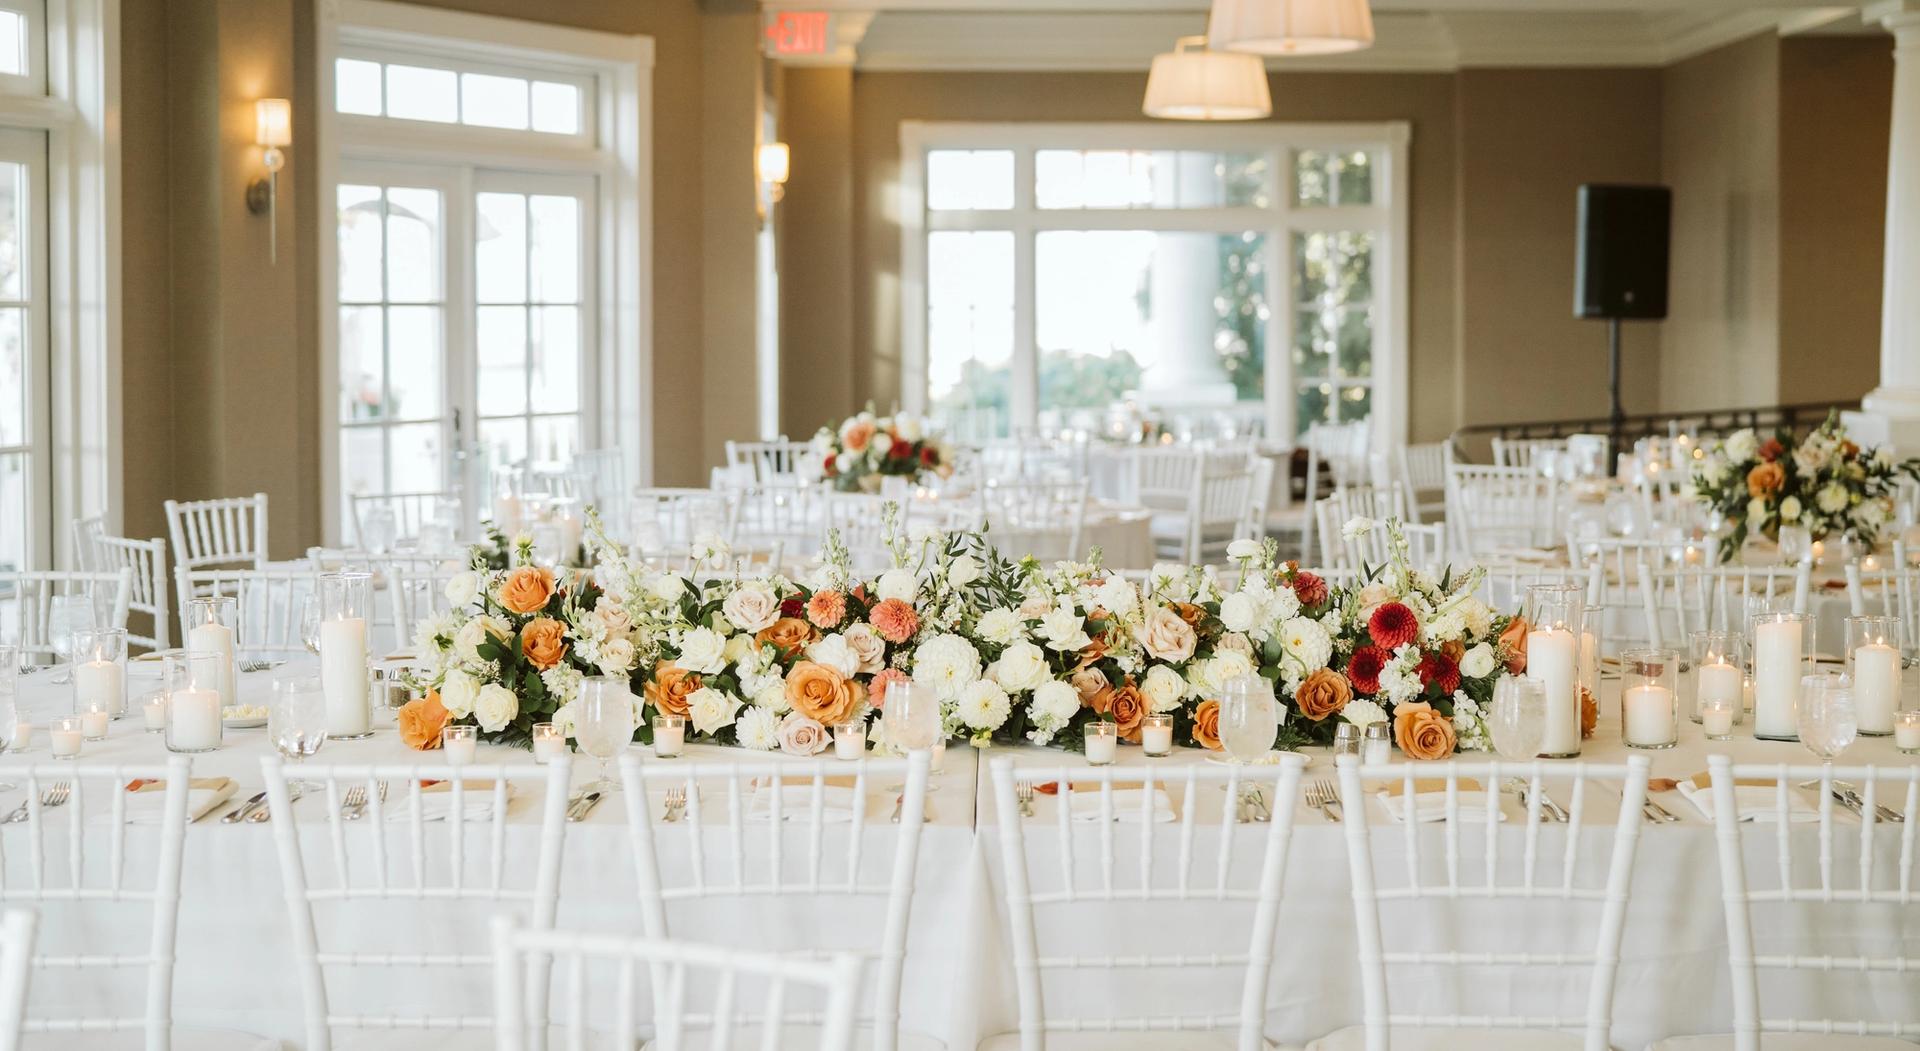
[912, 632, 982, 697]
[990, 641, 1051, 693]
[1218, 592, 1258, 634]
[688, 687, 743, 737]
[975, 608, 1025, 646]
[647, 574, 685, 603]
[721, 584, 781, 633]
[1036, 606, 1092, 652]
[733, 706, 781, 750]
[443, 571, 481, 608]
[454, 615, 511, 664]
[1779, 495, 1803, 523]
[1460, 643, 1496, 679]
[1141, 664, 1186, 713]
[1817, 483, 1849, 515]
[957, 679, 1011, 731]
[876, 568, 919, 603]
[1226, 538, 1262, 561]
[1725, 429, 1759, 464]
[598, 637, 637, 675]
[1091, 576, 1138, 617]
[676, 627, 729, 675]
[1031, 680, 1081, 727]
[473, 683, 519, 732]
[439, 671, 480, 718]
[804, 633, 862, 678]
[946, 554, 981, 587]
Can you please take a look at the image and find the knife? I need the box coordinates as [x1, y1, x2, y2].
[1839, 786, 1904, 824]
[566, 790, 604, 823]
[221, 792, 268, 824]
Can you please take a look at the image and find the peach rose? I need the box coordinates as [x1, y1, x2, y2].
[1075, 633, 1110, 670]
[397, 690, 449, 750]
[1136, 607, 1197, 663]
[1498, 615, 1531, 675]
[1393, 701, 1457, 761]
[644, 659, 701, 717]
[1747, 461, 1786, 498]
[868, 599, 919, 644]
[756, 617, 819, 661]
[785, 660, 861, 727]
[843, 420, 876, 452]
[1580, 686, 1598, 739]
[1173, 602, 1207, 626]
[1109, 682, 1146, 742]
[1192, 699, 1222, 751]
[806, 590, 847, 630]
[520, 617, 569, 671]
[1070, 667, 1109, 706]
[1295, 668, 1352, 722]
[1440, 639, 1465, 665]
[496, 565, 556, 616]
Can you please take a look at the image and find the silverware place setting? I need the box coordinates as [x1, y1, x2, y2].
[3, 782, 70, 824]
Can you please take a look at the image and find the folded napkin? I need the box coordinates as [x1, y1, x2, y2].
[1486, 546, 1562, 565]
[747, 778, 871, 823]
[1374, 778, 1503, 824]
[383, 780, 517, 823]
[1675, 773, 1818, 824]
[107, 777, 238, 824]
[1034, 782, 1178, 823]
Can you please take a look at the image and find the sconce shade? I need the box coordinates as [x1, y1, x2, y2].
[255, 98, 292, 148]
[1143, 37, 1272, 120]
[758, 142, 790, 185]
[1207, 0, 1376, 55]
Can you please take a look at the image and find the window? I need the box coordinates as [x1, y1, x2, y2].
[902, 124, 1407, 448]
[0, 132, 43, 574]
[320, 1, 651, 544]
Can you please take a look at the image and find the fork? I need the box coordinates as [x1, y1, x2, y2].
[663, 787, 686, 823]
[1309, 779, 1342, 823]
[1015, 782, 1035, 818]
[4, 782, 70, 824]
[339, 786, 366, 820]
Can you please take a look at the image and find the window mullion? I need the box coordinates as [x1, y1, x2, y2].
[1010, 147, 1037, 436]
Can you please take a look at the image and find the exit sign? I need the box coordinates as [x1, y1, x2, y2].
[766, 11, 831, 56]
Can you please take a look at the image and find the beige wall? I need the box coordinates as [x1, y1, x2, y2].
[778, 67, 858, 439]
[1660, 35, 1781, 412]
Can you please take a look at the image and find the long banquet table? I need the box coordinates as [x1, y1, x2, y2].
[9, 660, 1920, 1050]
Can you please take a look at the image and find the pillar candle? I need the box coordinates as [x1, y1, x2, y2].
[1623, 684, 1676, 747]
[1853, 641, 1901, 735]
[1753, 619, 1804, 739]
[319, 617, 370, 737]
[167, 688, 222, 751]
[187, 621, 236, 706]
[74, 659, 123, 718]
[1528, 627, 1580, 756]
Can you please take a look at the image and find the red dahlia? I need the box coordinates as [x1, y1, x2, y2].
[919, 446, 938, 466]
[1346, 645, 1388, 694]
[822, 453, 837, 474]
[890, 438, 913, 458]
[1417, 651, 1461, 695]
[779, 597, 805, 618]
[1368, 602, 1420, 650]
[1291, 571, 1329, 609]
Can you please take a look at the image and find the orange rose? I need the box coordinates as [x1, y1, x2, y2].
[1109, 681, 1146, 742]
[1746, 461, 1786, 498]
[1498, 615, 1531, 675]
[1440, 639, 1465, 665]
[497, 565, 557, 615]
[785, 661, 861, 727]
[1295, 668, 1352, 722]
[1173, 602, 1207, 627]
[1192, 699, 1222, 751]
[756, 617, 819, 661]
[520, 617, 569, 671]
[1580, 686, 1598, 739]
[1393, 701, 1457, 761]
[1075, 633, 1110, 670]
[397, 690, 449, 750]
[644, 660, 701, 717]
[843, 420, 876, 452]
[1087, 682, 1115, 715]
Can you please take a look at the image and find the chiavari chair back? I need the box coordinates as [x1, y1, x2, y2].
[86, 534, 170, 651]
[632, 488, 741, 557]
[1844, 541, 1918, 649]
[70, 515, 106, 571]
[0, 908, 31, 1049]
[172, 566, 316, 661]
[726, 439, 812, 488]
[349, 490, 448, 548]
[164, 492, 269, 576]
[978, 479, 1088, 563]
[0, 569, 132, 663]
[1490, 436, 1569, 470]
[1445, 463, 1558, 558]
[1392, 441, 1451, 525]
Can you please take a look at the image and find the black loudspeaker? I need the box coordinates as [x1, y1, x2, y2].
[1575, 184, 1671, 320]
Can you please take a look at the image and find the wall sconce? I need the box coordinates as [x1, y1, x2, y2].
[757, 141, 790, 203]
[245, 98, 291, 263]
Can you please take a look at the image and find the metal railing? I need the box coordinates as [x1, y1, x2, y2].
[1449, 399, 1858, 462]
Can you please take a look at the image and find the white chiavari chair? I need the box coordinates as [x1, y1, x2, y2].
[0, 908, 32, 1049]
[1686, 563, 1813, 633]
[732, 486, 820, 562]
[173, 567, 315, 661]
[1392, 441, 1452, 525]
[978, 479, 1088, 563]
[1343, 520, 1445, 574]
[491, 916, 863, 1051]
[617, 752, 932, 1051]
[1490, 436, 1568, 469]
[1844, 542, 1918, 648]
[0, 757, 271, 1049]
[385, 554, 473, 639]
[0, 569, 132, 663]
[1445, 463, 1558, 558]
[674, 540, 786, 578]
[1316, 755, 1652, 1051]
[1475, 562, 1600, 615]
[1186, 457, 1271, 566]
[821, 493, 914, 575]
[1646, 757, 1920, 1051]
[985, 754, 1306, 1051]
[163, 493, 269, 578]
[1313, 499, 1349, 571]
[91, 535, 171, 651]
[631, 488, 741, 557]
[1133, 448, 1206, 558]
[726, 439, 812, 488]
[69, 516, 105, 571]
[568, 448, 629, 533]
[261, 755, 572, 1051]
[350, 490, 448, 548]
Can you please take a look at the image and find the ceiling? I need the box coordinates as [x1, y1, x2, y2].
[759, 2, 1885, 71]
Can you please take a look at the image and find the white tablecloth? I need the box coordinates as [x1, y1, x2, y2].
[8, 662, 1920, 1049]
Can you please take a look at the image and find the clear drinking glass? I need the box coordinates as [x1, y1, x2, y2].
[299, 595, 321, 656]
[1218, 675, 1278, 765]
[1488, 676, 1546, 760]
[0, 651, 18, 788]
[883, 681, 942, 789]
[270, 674, 328, 790]
[575, 676, 635, 792]
[1779, 525, 1813, 566]
[1797, 673, 1857, 772]
[46, 593, 96, 684]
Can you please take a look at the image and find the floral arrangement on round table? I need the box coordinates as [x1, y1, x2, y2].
[400, 513, 1519, 760]
[813, 410, 953, 493]
[1691, 413, 1919, 561]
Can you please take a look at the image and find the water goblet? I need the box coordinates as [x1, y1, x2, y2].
[1797, 673, 1858, 778]
[883, 681, 942, 789]
[1488, 676, 1546, 761]
[270, 674, 329, 792]
[575, 676, 636, 793]
[1218, 675, 1279, 766]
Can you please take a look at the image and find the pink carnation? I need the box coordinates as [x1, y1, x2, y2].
[806, 589, 847, 630]
[869, 599, 919, 644]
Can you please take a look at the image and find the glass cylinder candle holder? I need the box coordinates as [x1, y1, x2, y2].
[1700, 695, 1739, 741]
[1751, 612, 1815, 742]
[164, 650, 224, 753]
[1577, 604, 1605, 713]
[441, 724, 478, 766]
[831, 720, 865, 760]
[1689, 630, 1744, 726]
[70, 627, 127, 721]
[1619, 648, 1679, 749]
[318, 572, 374, 740]
[1896, 710, 1920, 755]
[652, 714, 685, 758]
[531, 722, 567, 761]
[49, 716, 83, 759]
[1141, 713, 1174, 757]
[1845, 616, 1902, 736]
[1084, 721, 1118, 766]
[139, 688, 168, 733]
[183, 596, 239, 709]
[1525, 583, 1587, 758]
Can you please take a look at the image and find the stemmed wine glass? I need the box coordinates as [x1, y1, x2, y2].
[882, 681, 943, 791]
[270, 674, 329, 792]
[1218, 676, 1279, 766]
[1488, 675, 1546, 761]
[575, 676, 636, 793]
[0, 644, 20, 790]
[1798, 673, 1857, 779]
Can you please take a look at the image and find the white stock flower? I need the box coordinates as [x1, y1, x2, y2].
[1341, 516, 1376, 543]
[676, 627, 729, 675]
[733, 706, 780, 750]
[989, 641, 1050, 693]
[975, 608, 1025, 646]
[721, 584, 781, 633]
[1460, 643, 1496, 679]
[912, 633, 982, 698]
[876, 569, 918, 603]
[957, 679, 1011, 731]
[1378, 646, 1424, 704]
[1141, 664, 1186, 713]
[804, 633, 862, 678]
[443, 572, 481, 607]
[687, 687, 743, 737]
[439, 670, 480, 718]
[1343, 698, 1387, 728]
[946, 554, 981, 587]
[473, 683, 519, 732]
[1036, 606, 1092, 652]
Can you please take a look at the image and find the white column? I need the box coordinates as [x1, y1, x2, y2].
[1140, 150, 1236, 411]
[1859, 2, 1920, 451]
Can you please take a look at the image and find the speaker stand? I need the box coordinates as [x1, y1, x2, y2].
[1606, 316, 1624, 462]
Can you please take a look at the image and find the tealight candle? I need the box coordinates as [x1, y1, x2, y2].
[531, 722, 566, 761]
[1141, 713, 1174, 757]
[442, 725, 477, 766]
[49, 717, 83, 759]
[1897, 711, 1920, 754]
[1701, 698, 1737, 741]
[79, 705, 110, 741]
[9, 722, 30, 752]
[654, 715, 686, 758]
[832, 721, 865, 760]
[928, 739, 947, 772]
[142, 694, 168, 732]
[1084, 722, 1118, 765]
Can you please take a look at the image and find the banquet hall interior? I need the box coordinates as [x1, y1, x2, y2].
[3, 0, 1920, 1047]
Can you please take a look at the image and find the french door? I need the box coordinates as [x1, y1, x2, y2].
[334, 162, 595, 537]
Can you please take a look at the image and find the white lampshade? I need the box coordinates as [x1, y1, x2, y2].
[1143, 37, 1271, 121]
[1207, 0, 1375, 56]
[757, 142, 791, 186]
[255, 98, 292, 148]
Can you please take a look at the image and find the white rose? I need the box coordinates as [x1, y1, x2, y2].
[443, 572, 481, 607]
[804, 633, 862, 678]
[473, 683, 519, 732]
[957, 679, 1011, 731]
[976, 608, 1024, 646]
[1747, 497, 1770, 524]
[1219, 592, 1258, 634]
[1037, 606, 1092, 652]
[1226, 538, 1262, 561]
[688, 687, 743, 737]
[946, 554, 981, 587]
[1460, 643, 1496, 680]
[1725, 429, 1758, 463]
[1141, 664, 1186, 713]
[842, 623, 887, 674]
[912, 633, 982, 698]
[1032, 680, 1081, 726]
[647, 574, 685, 602]
[439, 671, 479, 718]
[676, 627, 729, 675]
[454, 615, 510, 664]
[733, 706, 780, 750]
[876, 568, 918, 603]
[598, 637, 637, 675]
[990, 641, 1051, 693]
[1208, 649, 1256, 687]
[723, 633, 758, 670]
[721, 585, 781, 633]
[1779, 495, 1803, 523]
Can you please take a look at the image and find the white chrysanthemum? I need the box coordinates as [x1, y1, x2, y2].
[687, 687, 743, 737]
[989, 641, 1051, 693]
[1458, 597, 1494, 640]
[912, 633, 982, 698]
[675, 627, 728, 675]
[1725, 429, 1758, 463]
[1280, 616, 1333, 675]
[1817, 483, 1849, 515]
[975, 608, 1025, 646]
[1141, 664, 1186, 713]
[733, 706, 780, 750]
[957, 679, 1011, 731]
[1779, 495, 1803, 523]
[1342, 698, 1387, 727]
[1460, 643, 1496, 679]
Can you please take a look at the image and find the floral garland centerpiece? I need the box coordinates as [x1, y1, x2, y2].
[812, 409, 953, 493]
[1690, 412, 1918, 561]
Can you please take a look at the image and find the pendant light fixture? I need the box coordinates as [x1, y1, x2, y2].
[1142, 36, 1272, 121]
[1207, 0, 1376, 56]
